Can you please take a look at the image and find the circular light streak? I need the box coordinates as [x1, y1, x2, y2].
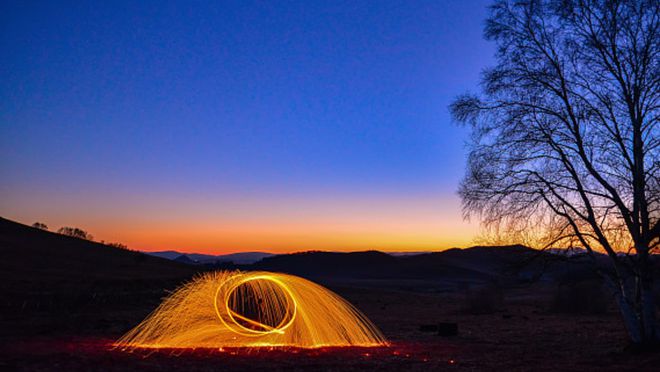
[214, 274, 298, 336]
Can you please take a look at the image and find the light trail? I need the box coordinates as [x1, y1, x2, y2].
[115, 271, 387, 349]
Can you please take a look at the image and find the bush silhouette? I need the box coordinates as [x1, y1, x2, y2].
[32, 222, 48, 230]
[108, 242, 128, 250]
[57, 227, 93, 241]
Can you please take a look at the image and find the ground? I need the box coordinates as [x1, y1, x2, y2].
[1, 277, 658, 371]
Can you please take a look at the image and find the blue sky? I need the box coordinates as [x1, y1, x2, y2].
[0, 0, 494, 252]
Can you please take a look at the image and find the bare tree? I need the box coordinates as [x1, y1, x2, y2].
[451, 0, 659, 345]
[57, 226, 94, 241]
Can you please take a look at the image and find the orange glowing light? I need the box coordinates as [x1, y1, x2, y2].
[115, 271, 388, 349]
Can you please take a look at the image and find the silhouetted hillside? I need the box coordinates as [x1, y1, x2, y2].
[244, 245, 615, 288]
[0, 217, 199, 339]
[0, 217, 196, 284]
[247, 245, 575, 286]
[254, 250, 397, 277]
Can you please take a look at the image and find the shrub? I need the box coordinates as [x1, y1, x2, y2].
[32, 222, 48, 230]
[57, 227, 93, 241]
[108, 242, 128, 250]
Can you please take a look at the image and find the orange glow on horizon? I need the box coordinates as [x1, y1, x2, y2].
[2, 193, 479, 255]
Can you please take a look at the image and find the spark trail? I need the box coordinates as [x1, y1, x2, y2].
[116, 271, 387, 349]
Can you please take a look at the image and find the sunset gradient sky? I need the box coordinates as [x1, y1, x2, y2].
[1, 0, 494, 254]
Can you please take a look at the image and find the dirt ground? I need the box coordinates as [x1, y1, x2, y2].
[1, 279, 659, 371]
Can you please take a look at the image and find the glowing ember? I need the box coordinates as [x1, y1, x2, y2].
[115, 271, 388, 349]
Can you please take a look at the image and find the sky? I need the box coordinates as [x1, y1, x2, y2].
[0, 0, 495, 254]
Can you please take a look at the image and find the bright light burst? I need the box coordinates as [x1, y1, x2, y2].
[115, 271, 387, 349]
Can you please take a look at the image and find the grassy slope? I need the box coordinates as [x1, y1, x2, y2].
[0, 217, 196, 283]
[0, 217, 199, 339]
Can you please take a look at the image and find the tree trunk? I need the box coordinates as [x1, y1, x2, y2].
[615, 275, 659, 347]
[616, 292, 643, 344]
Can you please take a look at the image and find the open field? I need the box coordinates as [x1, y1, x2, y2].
[1, 219, 658, 371]
[2, 280, 659, 371]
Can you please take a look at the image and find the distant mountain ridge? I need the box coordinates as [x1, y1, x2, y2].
[146, 250, 275, 264]
[145, 249, 469, 265]
[143, 245, 611, 288]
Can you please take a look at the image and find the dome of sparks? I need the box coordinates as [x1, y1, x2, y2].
[115, 271, 387, 349]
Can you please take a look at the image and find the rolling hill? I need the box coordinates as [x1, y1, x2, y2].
[247, 246, 555, 285]
[0, 217, 196, 284]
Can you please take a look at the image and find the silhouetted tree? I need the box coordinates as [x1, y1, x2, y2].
[32, 222, 48, 230]
[108, 242, 128, 250]
[451, 0, 659, 345]
[57, 227, 94, 241]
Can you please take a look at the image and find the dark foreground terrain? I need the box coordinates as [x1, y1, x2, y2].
[1, 218, 659, 371]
